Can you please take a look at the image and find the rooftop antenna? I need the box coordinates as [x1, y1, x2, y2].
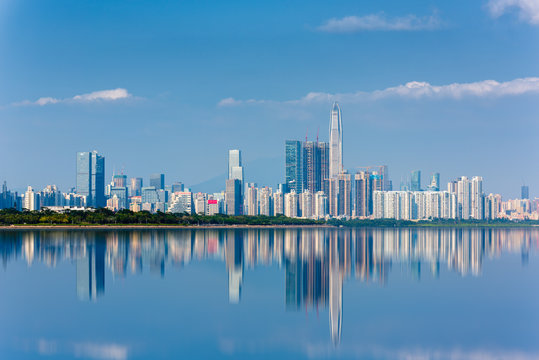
[305, 128, 308, 142]
[316, 126, 319, 143]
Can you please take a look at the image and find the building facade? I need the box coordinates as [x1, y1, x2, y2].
[76, 151, 105, 208]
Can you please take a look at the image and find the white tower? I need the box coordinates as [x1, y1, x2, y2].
[329, 102, 343, 178]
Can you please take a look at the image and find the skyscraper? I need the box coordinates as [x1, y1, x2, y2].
[171, 182, 184, 193]
[471, 176, 484, 220]
[245, 183, 258, 216]
[130, 177, 143, 196]
[226, 179, 242, 215]
[228, 149, 244, 182]
[286, 140, 329, 195]
[76, 151, 105, 208]
[150, 173, 165, 190]
[23, 186, 39, 211]
[428, 173, 440, 191]
[337, 173, 352, 217]
[456, 176, 471, 219]
[329, 102, 343, 178]
[228, 149, 244, 211]
[521, 185, 529, 199]
[303, 141, 329, 194]
[285, 140, 303, 193]
[410, 170, 421, 191]
[354, 171, 371, 217]
[328, 173, 352, 218]
[112, 174, 127, 188]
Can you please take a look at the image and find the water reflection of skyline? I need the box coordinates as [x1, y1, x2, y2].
[1, 228, 537, 345]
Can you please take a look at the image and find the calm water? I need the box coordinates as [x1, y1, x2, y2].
[0, 228, 538, 360]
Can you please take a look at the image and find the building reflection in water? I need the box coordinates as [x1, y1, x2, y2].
[76, 236, 106, 301]
[0, 228, 537, 344]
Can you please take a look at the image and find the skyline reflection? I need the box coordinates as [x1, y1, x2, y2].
[0, 227, 537, 345]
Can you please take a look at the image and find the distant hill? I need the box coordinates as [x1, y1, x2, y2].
[190, 156, 284, 193]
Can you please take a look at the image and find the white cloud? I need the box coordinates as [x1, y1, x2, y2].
[13, 88, 132, 106]
[35, 97, 60, 106]
[217, 97, 270, 107]
[218, 77, 539, 106]
[318, 13, 441, 33]
[72, 88, 131, 102]
[487, 0, 539, 24]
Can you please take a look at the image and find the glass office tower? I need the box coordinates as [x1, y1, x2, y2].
[150, 174, 165, 190]
[76, 151, 105, 208]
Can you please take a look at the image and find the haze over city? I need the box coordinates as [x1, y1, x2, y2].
[1, 0, 538, 199]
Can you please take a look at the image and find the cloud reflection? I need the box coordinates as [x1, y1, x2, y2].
[33, 339, 128, 360]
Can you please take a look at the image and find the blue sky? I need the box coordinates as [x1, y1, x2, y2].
[1, 0, 538, 198]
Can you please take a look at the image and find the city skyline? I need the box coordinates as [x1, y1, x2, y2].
[3, 101, 535, 222]
[1, 102, 533, 209]
[0, 1, 538, 199]
[1, 2, 538, 359]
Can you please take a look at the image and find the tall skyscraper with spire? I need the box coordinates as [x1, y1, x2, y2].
[329, 102, 343, 178]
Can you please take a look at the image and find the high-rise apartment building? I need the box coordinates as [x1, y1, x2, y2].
[328, 173, 352, 218]
[284, 191, 299, 217]
[456, 176, 471, 219]
[354, 171, 371, 218]
[300, 190, 313, 218]
[76, 151, 105, 208]
[23, 186, 39, 211]
[337, 173, 352, 217]
[273, 191, 284, 216]
[329, 102, 343, 178]
[150, 173, 165, 190]
[167, 192, 193, 214]
[314, 191, 328, 219]
[449, 176, 484, 219]
[373, 190, 457, 220]
[471, 176, 484, 220]
[245, 183, 258, 216]
[258, 187, 273, 216]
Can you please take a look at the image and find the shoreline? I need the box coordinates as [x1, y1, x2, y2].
[0, 224, 537, 230]
[0, 224, 335, 230]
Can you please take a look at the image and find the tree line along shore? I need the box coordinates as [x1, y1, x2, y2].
[0, 208, 537, 228]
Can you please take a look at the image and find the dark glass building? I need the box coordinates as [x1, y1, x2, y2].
[410, 170, 421, 192]
[285, 140, 303, 194]
[76, 151, 105, 208]
[286, 140, 329, 194]
[226, 179, 243, 215]
[521, 185, 529, 199]
[130, 177, 143, 197]
[150, 173, 165, 190]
